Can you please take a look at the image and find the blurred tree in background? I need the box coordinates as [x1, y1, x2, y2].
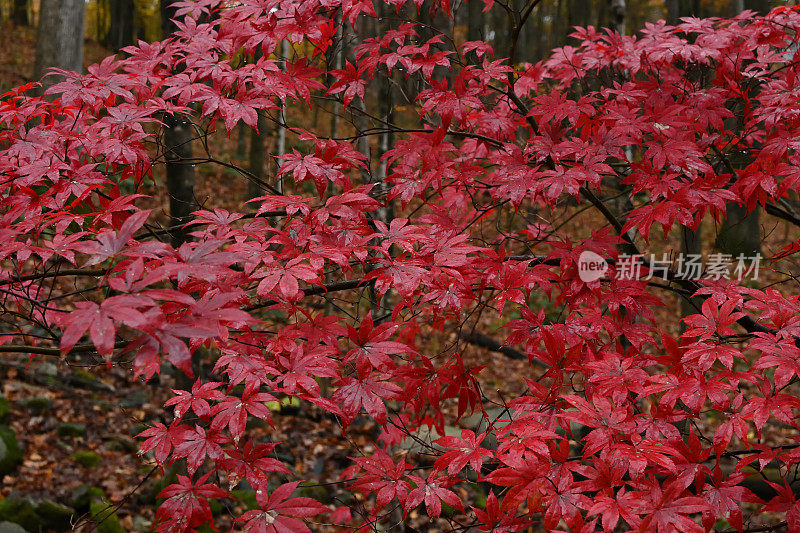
[0, 0, 785, 56]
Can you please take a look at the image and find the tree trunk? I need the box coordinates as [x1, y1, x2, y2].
[12, 0, 28, 26]
[329, 14, 344, 139]
[745, 0, 771, 15]
[161, 0, 196, 248]
[236, 122, 248, 159]
[467, 0, 484, 42]
[107, 0, 135, 52]
[666, 0, 679, 24]
[163, 116, 196, 248]
[716, 204, 761, 258]
[608, 0, 626, 34]
[275, 39, 290, 193]
[679, 224, 703, 330]
[248, 111, 269, 200]
[714, 0, 761, 262]
[34, 0, 85, 94]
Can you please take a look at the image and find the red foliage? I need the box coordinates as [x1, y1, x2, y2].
[4, 1, 800, 531]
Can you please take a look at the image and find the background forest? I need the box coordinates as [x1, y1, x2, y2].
[0, 0, 799, 532]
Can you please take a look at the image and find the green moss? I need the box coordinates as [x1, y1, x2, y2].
[57, 423, 86, 439]
[0, 427, 22, 475]
[35, 500, 75, 531]
[70, 451, 102, 468]
[230, 489, 258, 511]
[297, 482, 329, 503]
[0, 496, 38, 531]
[0, 398, 9, 423]
[89, 500, 125, 533]
[71, 485, 104, 510]
[21, 397, 51, 415]
[0, 495, 75, 531]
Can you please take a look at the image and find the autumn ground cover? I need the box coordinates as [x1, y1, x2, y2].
[4, 3, 800, 533]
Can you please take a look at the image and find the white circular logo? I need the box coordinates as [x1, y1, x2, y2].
[578, 251, 608, 282]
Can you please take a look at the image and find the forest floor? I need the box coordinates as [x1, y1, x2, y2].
[0, 22, 799, 533]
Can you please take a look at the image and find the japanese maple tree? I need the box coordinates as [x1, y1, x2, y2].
[3, 0, 800, 531]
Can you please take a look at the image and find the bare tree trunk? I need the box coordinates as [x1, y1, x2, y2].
[680, 225, 703, 330]
[162, 116, 196, 248]
[107, 0, 135, 52]
[12, 0, 28, 26]
[248, 111, 269, 200]
[274, 40, 289, 193]
[714, 1, 760, 261]
[34, 0, 85, 94]
[375, 3, 394, 229]
[329, 14, 344, 138]
[666, 0, 679, 23]
[236, 122, 248, 159]
[745, 0, 772, 15]
[95, 0, 105, 42]
[161, 0, 196, 248]
[608, 0, 626, 34]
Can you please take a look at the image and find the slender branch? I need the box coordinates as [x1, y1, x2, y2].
[0, 268, 107, 287]
[245, 277, 376, 311]
[132, 210, 287, 241]
[459, 330, 548, 368]
[0, 340, 128, 356]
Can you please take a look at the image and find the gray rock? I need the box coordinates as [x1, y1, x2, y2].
[38, 363, 58, 377]
[0, 521, 26, 533]
[131, 515, 152, 532]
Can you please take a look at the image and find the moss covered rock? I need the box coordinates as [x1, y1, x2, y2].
[0, 427, 22, 476]
[70, 485, 104, 511]
[35, 500, 74, 531]
[0, 494, 77, 532]
[21, 397, 51, 415]
[0, 496, 38, 531]
[56, 423, 86, 439]
[69, 451, 102, 468]
[231, 489, 258, 510]
[0, 397, 9, 423]
[88, 500, 125, 533]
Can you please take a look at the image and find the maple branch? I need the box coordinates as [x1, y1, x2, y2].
[0, 340, 128, 356]
[132, 210, 287, 241]
[508, 0, 544, 66]
[724, 522, 788, 533]
[710, 144, 800, 228]
[765, 200, 800, 228]
[244, 277, 376, 311]
[458, 330, 547, 368]
[0, 268, 108, 286]
[343, 126, 504, 148]
[578, 187, 775, 336]
[578, 186, 640, 256]
[718, 443, 800, 458]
